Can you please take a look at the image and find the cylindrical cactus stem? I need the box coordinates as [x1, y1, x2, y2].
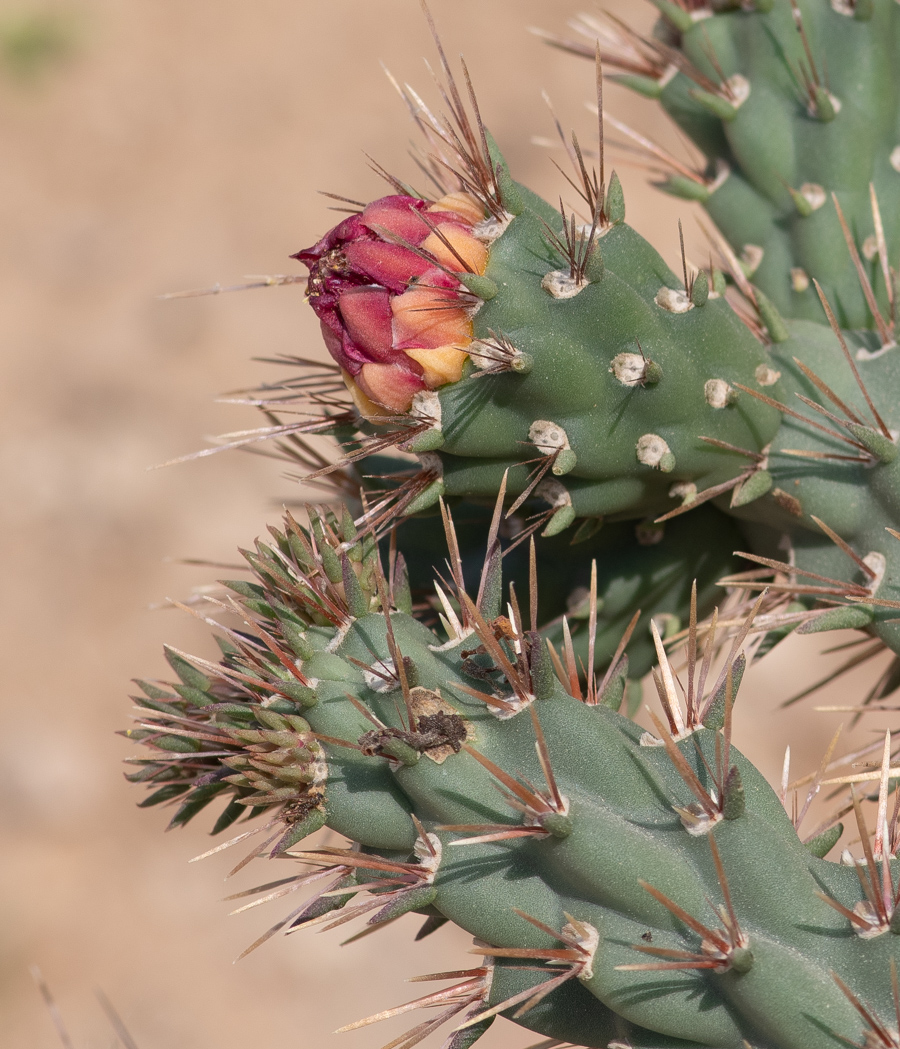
[552, 2, 900, 329]
[127, 503, 900, 1049]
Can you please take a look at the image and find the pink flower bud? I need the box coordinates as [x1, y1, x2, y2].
[296, 191, 486, 414]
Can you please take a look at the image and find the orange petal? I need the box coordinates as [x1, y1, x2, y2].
[429, 192, 485, 226]
[356, 362, 425, 414]
[421, 225, 488, 274]
[404, 347, 469, 388]
[392, 284, 473, 349]
[342, 370, 397, 423]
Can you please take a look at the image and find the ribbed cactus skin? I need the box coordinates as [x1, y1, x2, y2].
[735, 318, 900, 653]
[432, 186, 782, 520]
[128, 509, 899, 1049]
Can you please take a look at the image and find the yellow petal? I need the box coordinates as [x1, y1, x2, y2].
[428, 191, 485, 226]
[404, 346, 469, 388]
[421, 225, 488, 275]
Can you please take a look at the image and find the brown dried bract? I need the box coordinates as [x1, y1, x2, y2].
[359, 687, 472, 764]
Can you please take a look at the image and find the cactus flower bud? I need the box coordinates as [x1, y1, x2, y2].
[295, 191, 487, 415]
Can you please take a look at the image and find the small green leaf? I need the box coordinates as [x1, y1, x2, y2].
[405, 478, 445, 515]
[689, 88, 738, 121]
[134, 680, 178, 702]
[458, 273, 498, 300]
[804, 824, 843, 859]
[797, 605, 875, 634]
[722, 765, 745, 821]
[702, 652, 746, 730]
[164, 648, 211, 692]
[138, 783, 190, 808]
[168, 782, 230, 829]
[152, 734, 204, 753]
[845, 423, 897, 463]
[211, 796, 249, 835]
[610, 73, 663, 100]
[172, 684, 213, 707]
[605, 172, 625, 224]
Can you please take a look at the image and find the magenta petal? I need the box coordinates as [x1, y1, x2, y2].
[420, 266, 462, 291]
[339, 287, 398, 362]
[319, 320, 360, 375]
[345, 240, 432, 292]
[306, 277, 352, 326]
[292, 214, 367, 267]
[340, 331, 373, 369]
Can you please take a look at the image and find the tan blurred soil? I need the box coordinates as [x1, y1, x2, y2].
[2, 2, 893, 1046]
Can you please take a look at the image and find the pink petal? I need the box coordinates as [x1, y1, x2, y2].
[361, 196, 431, 245]
[362, 195, 474, 248]
[319, 319, 360, 375]
[292, 214, 367, 267]
[345, 241, 432, 292]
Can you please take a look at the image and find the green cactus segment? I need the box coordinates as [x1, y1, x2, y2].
[723, 319, 900, 652]
[129, 509, 900, 1048]
[431, 200, 782, 523]
[646, 1, 900, 330]
[485, 964, 700, 1049]
[296, 150, 783, 533]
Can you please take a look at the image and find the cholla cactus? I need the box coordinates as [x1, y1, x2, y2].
[126, 3, 900, 1048]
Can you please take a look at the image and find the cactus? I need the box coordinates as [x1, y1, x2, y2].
[390, 496, 745, 685]
[280, 1, 900, 662]
[127, 502, 899, 1049]
[298, 172, 784, 529]
[125, 2, 900, 1048]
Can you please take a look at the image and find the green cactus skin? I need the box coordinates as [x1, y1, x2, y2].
[718, 317, 900, 653]
[127, 508, 900, 1049]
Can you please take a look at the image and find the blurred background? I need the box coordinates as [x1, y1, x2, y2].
[2, 1, 891, 1046]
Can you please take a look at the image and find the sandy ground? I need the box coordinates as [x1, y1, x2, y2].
[2, 2, 894, 1047]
